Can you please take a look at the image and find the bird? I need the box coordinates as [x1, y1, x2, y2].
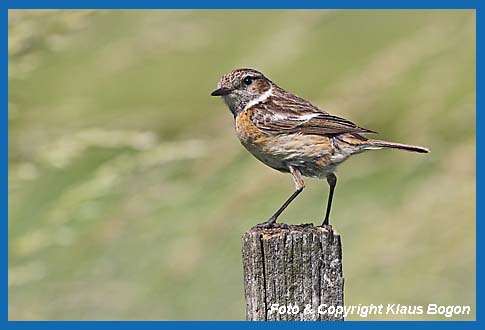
[211, 68, 429, 229]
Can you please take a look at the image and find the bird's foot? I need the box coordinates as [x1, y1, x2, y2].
[252, 217, 289, 230]
[320, 220, 333, 232]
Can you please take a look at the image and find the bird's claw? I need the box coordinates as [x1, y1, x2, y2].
[320, 223, 333, 232]
[252, 218, 289, 230]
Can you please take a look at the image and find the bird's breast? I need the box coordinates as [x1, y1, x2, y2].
[235, 109, 266, 145]
[234, 110, 339, 177]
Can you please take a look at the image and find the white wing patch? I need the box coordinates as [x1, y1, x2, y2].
[267, 110, 319, 122]
[298, 113, 320, 120]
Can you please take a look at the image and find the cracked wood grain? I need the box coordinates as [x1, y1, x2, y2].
[242, 224, 344, 321]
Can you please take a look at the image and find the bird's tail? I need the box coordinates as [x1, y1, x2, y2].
[365, 139, 429, 153]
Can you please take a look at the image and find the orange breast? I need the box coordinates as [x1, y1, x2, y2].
[235, 108, 266, 145]
[234, 108, 337, 177]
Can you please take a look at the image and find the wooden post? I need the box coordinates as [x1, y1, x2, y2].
[241, 224, 344, 321]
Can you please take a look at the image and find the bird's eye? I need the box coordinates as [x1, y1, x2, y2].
[243, 76, 253, 85]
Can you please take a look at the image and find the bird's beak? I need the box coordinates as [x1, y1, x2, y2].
[210, 87, 232, 96]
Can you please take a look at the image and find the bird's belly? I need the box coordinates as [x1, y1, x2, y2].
[240, 133, 345, 178]
[235, 111, 356, 178]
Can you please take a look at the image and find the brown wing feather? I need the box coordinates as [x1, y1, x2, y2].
[250, 92, 377, 136]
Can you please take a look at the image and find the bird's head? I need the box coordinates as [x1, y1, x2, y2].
[211, 68, 273, 115]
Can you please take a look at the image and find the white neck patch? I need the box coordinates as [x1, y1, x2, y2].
[244, 86, 273, 110]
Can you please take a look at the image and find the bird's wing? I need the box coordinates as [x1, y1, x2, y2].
[249, 96, 377, 136]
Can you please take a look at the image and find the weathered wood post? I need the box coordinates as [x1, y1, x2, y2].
[242, 224, 344, 321]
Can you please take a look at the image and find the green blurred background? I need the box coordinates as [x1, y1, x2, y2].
[8, 10, 475, 320]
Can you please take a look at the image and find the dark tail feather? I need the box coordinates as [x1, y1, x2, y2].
[366, 139, 429, 153]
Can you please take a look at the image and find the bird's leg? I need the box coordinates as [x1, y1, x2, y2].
[322, 173, 337, 228]
[254, 166, 305, 229]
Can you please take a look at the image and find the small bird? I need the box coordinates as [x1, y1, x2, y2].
[211, 68, 429, 229]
